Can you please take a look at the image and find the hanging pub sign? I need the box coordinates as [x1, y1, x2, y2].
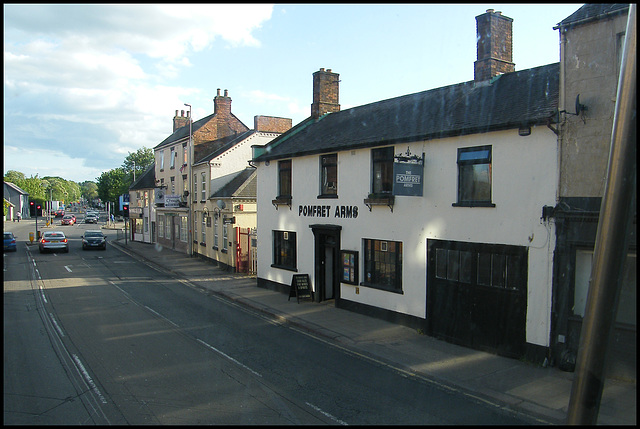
[393, 147, 424, 197]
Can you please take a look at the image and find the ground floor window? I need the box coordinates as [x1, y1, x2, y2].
[574, 249, 636, 326]
[273, 230, 297, 270]
[158, 216, 164, 238]
[363, 238, 403, 293]
[165, 215, 171, 238]
[181, 216, 188, 242]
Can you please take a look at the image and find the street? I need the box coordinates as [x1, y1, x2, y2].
[4, 214, 537, 424]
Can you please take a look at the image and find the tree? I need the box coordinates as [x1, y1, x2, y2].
[96, 168, 127, 212]
[122, 147, 154, 183]
[80, 181, 99, 202]
[4, 170, 25, 184]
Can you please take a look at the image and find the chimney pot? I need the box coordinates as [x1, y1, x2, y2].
[486, 8, 494, 13]
[175, 110, 178, 116]
[224, 89, 228, 97]
[311, 68, 340, 119]
[217, 88, 221, 96]
[181, 110, 185, 117]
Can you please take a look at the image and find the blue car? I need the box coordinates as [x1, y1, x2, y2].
[4, 232, 17, 252]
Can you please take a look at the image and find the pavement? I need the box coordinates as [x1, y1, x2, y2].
[8, 218, 635, 424]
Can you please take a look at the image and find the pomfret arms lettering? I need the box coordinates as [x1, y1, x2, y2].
[298, 205, 358, 219]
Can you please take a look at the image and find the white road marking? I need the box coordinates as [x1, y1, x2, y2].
[144, 306, 179, 327]
[305, 402, 348, 425]
[64, 265, 72, 272]
[197, 339, 262, 378]
[72, 354, 108, 404]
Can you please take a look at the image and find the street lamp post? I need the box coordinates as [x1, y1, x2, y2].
[184, 103, 193, 256]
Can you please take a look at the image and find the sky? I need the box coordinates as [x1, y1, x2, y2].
[4, 3, 583, 184]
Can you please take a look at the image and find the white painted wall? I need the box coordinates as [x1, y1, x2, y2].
[256, 126, 557, 347]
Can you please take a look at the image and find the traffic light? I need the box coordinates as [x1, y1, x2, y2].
[123, 204, 129, 218]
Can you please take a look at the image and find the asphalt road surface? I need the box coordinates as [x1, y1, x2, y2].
[4, 216, 537, 424]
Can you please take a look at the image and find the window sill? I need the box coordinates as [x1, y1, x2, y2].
[360, 281, 403, 295]
[364, 195, 394, 212]
[271, 263, 298, 272]
[212, 246, 218, 251]
[272, 196, 292, 210]
[317, 194, 338, 199]
[199, 242, 206, 247]
[452, 201, 496, 208]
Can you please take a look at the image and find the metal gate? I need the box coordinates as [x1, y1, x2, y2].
[236, 227, 257, 274]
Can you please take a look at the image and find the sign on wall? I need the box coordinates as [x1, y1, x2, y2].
[164, 195, 180, 208]
[393, 148, 424, 196]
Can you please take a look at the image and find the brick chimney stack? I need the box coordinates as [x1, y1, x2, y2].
[214, 88, 232, 116]
[474, 9, 515, 82]
[173, 109, 190, 132]
[311, 68, 340, 119]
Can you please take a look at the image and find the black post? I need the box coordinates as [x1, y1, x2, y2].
[567, 5, 636, 424]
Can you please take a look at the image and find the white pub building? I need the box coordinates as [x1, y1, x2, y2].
[252, 10, 560, 362]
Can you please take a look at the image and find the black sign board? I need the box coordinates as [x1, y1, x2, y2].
[288, 274, 312, 303]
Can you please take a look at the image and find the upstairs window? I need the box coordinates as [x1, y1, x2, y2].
[193, 174, 197, 201]
[183, 143, 188, 166]
[320, 154, 337, 197]
[371, 147, 394, 196]
[278, 160, 292, 198]
[201, 172, 206, 201]
[456, 145, 493, 207]
[170, 147, 176, 169]
[159, 150, 165, 171]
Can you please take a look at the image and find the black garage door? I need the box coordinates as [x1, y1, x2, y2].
[427, 239, 528, 358]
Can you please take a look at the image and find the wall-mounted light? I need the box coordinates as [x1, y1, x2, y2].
[518, 125, 531, 136]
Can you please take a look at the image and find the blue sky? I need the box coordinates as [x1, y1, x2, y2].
[4, 3, 582, 183]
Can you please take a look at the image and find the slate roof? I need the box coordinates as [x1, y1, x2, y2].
[129, 163, 156, 191]
[554, 4, 629, 29]
[154, 111, 249, 150]
[209, 167, 257, 199]
[4, 181, 29, 196]
[253, 63, 559, 162]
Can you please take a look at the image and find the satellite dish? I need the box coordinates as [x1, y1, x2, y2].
[216, 200, 226, 210]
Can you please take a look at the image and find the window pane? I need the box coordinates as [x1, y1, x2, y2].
[279, 160, 292, 197]
[364, 238, 402, 291]
[321, 154, 337, 195]
[372, 147, 393, 194]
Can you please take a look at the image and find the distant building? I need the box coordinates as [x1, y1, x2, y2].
[4, 181, 30, 220]
[129, 163, 156, 243]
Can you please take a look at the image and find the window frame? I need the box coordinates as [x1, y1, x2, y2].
[362, 238, 403, 293]
[159, 150, 165, 171]
[371, 147, 394, 196]
[201, 172, 206, 201]
[277, 160, 292, 199]
[170, 147, 176, 169]
[272, 230, 297, 271]
[319, 153, 338, 198]
[454, 145, 495, 207]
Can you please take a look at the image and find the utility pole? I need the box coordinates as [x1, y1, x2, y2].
[184, 103, 193, 256]
[567, 5, 636, 424]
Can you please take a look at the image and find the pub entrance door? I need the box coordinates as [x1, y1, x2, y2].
[310, 225, 342, 302]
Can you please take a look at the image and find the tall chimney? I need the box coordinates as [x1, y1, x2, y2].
[311, 68, 340, 119]
[474, 9, 515, 82]
[214, 88, 232, 116]
[173, 109, 190, 132]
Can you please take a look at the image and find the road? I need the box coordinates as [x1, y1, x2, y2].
[4, 213, 537, 424]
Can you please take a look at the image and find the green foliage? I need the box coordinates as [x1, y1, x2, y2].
[5, 146, 154, 209]
[3, 199, 10, 216]
[122, 147, 154, 183]
[96, 168, 127, 207]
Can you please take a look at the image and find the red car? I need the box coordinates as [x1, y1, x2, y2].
[61, 214, 75, 225]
